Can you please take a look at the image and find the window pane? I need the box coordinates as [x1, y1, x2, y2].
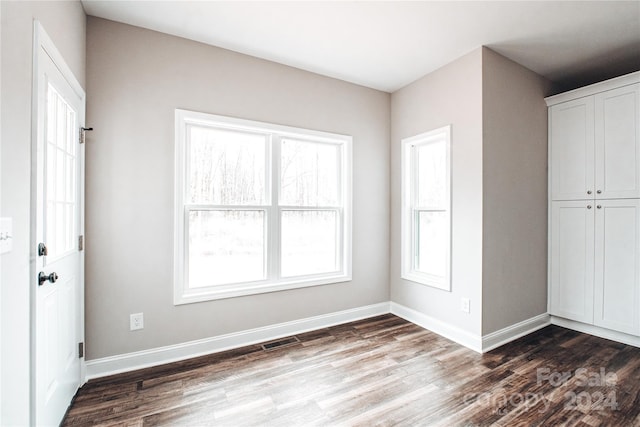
[417, 141, 447, 207]
[416, 211, 448, 277]
[188, 210, 265, 287]
[45, 83, 76, 258]
[281, 210, 338, 277]
[188, 126, 266, 205]
[280, 139, 339, 206]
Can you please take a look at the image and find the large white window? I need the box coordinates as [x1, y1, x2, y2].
[174, 110, 352, 304]
[401, 126, 451, 291]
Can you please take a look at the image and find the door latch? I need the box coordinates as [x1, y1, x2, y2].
[38, 242, 48, 256]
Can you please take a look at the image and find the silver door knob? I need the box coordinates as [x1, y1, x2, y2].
[587, 190, 592, 195]
[597, 190, 602, 194]
[38, 271, 58, 286]
[587, 205, 592, 209]
[597, 205, 602, 209]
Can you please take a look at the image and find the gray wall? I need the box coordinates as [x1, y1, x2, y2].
[481, 48, 551, 334]
[390, 49, 484, 336]
[0, 1, 86, 424]
[85, 18, 390, 360]
[390, 47, 550, 339]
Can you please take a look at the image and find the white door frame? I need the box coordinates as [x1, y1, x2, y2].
[31, 20, 86, 424]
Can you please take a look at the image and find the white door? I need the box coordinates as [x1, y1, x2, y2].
[549, 201, 595, 323]
[594, 199, 640, 336]
[33, 23, 85, 426]
[550, 97, 595, 201]
[595, 83, 640, 199]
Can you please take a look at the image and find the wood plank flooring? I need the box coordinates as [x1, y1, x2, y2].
[63, 315, 640, 426]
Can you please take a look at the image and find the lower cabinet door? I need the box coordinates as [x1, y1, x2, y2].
[594, 199, 640, 336]
[550, 201, 595, 323]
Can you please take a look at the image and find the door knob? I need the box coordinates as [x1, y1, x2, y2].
[587, 190, 592, 195]
[38, 271, 58, 286]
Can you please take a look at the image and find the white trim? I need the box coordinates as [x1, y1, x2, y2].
[85, 302, 389, 380]
[32, 21, 86, 425]
[390, 302, 482, 353]
[545, 71, 640, 106]
[84, 304, 640, 382]
[550, 316, 640, 348]
[482, 313, 551, 352]
[174, 109, 353, 304]
[400, 125, 452, 291]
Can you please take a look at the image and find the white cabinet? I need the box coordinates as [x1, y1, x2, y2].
[547, 72, 640, 340]
[595, 84, 640, 199]
[549, 201, 595, 324]
[550, 200, 640, 335]
[550, 98, 595, 200]
[594, 199, 640, 336]
[550, 81, 639, 201]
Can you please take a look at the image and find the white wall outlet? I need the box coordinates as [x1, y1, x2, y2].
[130, 313, 144, 331]
[461, 298, 471, 313]
[0, 218, 13, 254]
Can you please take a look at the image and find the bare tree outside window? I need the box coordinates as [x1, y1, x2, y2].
[174, 110, 351, 303]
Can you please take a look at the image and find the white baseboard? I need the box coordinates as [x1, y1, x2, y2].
[550, 316, 640, 348]
[390, 302, 483, 353]
[482, 313, 551, 352]
[85, 302, 390, 381]
[89, 303, 639, 382]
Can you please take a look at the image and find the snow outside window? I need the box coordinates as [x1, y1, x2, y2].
[174, 110, 352, 304]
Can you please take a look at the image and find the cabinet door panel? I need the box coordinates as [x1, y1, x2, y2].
[550, 98, 595, 200]
[595, 84, 640, 199]
[550, 201, 595, 322]
[594, 199, 640, 335]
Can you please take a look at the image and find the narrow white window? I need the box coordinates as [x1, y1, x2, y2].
[401, 126, 451, 291]
[174, 110, 352, 304]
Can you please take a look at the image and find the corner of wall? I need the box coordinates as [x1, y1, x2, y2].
[480, 47, 550, 335]
[389, 47, 484, 339]
[84, 18, 391, 360]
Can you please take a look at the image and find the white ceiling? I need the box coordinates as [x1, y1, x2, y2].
[81, 1, 640, 93]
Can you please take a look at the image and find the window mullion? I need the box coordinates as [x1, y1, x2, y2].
[413, 208, 419, 271]
[268, 134, 281, 281]
[411, 146, 419, 272]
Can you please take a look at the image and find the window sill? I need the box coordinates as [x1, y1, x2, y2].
[401, 272, 451, 292]
[174, 274, 352, 305]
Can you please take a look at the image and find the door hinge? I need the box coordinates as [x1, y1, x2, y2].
[78, 235, 84, 251]
[79, 127, 93, 144]
[78, 342, 84, 358]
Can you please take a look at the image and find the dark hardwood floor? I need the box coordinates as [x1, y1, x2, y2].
[64, 315, 640, 426]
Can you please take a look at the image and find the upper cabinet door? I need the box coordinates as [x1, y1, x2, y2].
[550, 97, 595, 201]
[595, 83, 640, 199]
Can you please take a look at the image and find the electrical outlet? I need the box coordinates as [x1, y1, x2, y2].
[130, 313, 144, 331]
[461, 298, 470, 314]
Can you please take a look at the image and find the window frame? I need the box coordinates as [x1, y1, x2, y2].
[174, 109, 352, 304]
[401, 125, 452, 291]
